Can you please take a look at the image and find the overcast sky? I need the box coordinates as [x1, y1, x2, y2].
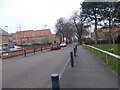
[0, 0, 84, 34]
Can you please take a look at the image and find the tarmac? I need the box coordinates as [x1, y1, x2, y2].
[60, 45, 119, 89]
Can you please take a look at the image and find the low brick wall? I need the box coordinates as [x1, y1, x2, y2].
[1, 46, 50, 59]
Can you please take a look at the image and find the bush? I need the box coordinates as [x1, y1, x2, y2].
[82, 38, 94, 45]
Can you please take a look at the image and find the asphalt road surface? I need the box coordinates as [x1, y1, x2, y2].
[2, 44, 76, 88]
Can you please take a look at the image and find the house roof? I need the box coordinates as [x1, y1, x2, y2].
[113, 24, 120, 28]
[52, 34, 60, 38]
[97, 28, 109, 32]
[12, 29, 52, 38]
[97, 24, 120, 32]
[0, 28, 10, 36]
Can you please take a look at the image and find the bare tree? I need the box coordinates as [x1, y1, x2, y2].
[70, 11, 89, 44]
[63, 22, 74, 43]
[55, 17, 74, 43]
[55, 18, 66, 43]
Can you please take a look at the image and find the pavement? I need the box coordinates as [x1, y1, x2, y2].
[60, 45, 119, 89]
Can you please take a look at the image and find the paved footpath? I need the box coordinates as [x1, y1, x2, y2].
[60, 45, 119, 89]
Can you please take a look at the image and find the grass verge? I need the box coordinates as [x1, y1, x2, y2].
[84, 44, 120, 76]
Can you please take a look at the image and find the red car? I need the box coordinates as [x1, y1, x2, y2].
[50, 43, 61, 50]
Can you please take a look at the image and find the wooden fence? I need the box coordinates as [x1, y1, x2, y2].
[1, 45, 50, 59]
[83, 44, 120, 75]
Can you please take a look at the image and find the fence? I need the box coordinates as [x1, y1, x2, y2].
[82, 44, 120, 75]
[1, 45, 50, 59]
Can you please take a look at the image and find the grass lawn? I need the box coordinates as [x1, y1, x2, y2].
[85, 44, 120, 75]
[92, 44, 120, 55]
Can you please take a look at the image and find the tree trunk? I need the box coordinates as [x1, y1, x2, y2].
[108, 18, 112, 44]
[94, 10, 98, 45]
[78, 35, 82, 44]
[62, 33, 65, 42]
[66, 38, 68, 43]
[60, 32, 62, 43]
[73, 19, 82, 44]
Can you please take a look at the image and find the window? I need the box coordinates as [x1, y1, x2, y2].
[32, 34, 35, 36]
[40, 33, 44, 36]
[14, 41, 17, 44]
[24, 35, 26, 37]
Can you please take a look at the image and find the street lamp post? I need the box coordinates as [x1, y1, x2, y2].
[5, 26, 8, 33]
[5, 26, 9, 46]
[44, 25, 47, 29]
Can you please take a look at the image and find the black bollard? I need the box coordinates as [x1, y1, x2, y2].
[34, 47, 35, 54]
[24, 49, 26, 57]
[70, 52, 74, 67]
[51, 73, 60, 90]
[76, 45, 77, 51]
[41, 46, 42, 52]
[74, 48, 76, 57]
[75, 46, 77, 53]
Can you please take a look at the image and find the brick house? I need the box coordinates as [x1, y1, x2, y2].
[11, 29, 53, 45]
[91, 24, 120, 41]
[0, 28, 11, 49]
[52, 34, 60, 43]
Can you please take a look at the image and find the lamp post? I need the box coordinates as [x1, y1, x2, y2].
[5, 26, 8, 33]
[5, 26, 9, 46]
[44, 25, 47, 29]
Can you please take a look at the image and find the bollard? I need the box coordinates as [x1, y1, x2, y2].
[34, 47, 35, 54]
[74, 48, 76, 57]
[24, 49, 26, 57]
[75, 45, 77, 52]
[41, 46, 42, 52]
[70, 52, 74, 67]
[76, 45, 77, 50]
[51, 73, 60, 90]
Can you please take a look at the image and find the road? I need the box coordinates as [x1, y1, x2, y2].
[2, 44, 75, 88]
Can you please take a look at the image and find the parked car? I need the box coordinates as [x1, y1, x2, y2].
[0, 49, 9, 57]
[0, 49, 7, 53]
[60, 42, 67, 47]
[8, 46, 22, 51]
[50, 43, 61, 50]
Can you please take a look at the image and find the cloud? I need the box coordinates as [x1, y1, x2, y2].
[0, 0, 83, 33]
